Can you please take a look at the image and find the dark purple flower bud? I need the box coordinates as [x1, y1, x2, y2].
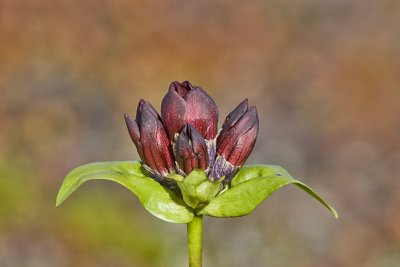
[217, 99, 259, 167]
[176, 124, 209, 175]
[124, 100, 176, 178]
[208, 100, 258, 182]
[161, 81, 218, 141]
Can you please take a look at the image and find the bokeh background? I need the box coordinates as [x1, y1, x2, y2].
[1, 0, 399, 266]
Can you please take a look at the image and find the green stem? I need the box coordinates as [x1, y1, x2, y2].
[187, 215, 203, 267]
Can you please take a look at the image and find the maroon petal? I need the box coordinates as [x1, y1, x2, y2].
[136, 99, 159, 124]
[184, 87, 218, 140]
[161, 88, 188, 141]
[124, 113, 144, 160]
[225, 123, 258, 166]
[169, 80, 193, 97]
[219, 99, 248, 135]
[176, 130, 195, 174]
[188, 125, 209, 170]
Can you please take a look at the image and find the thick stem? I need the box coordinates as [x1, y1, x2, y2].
[187, 215, 203, 267]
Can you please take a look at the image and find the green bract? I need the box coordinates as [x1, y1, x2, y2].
[56, 162, 337, 223]
[177, 170, 222, 210]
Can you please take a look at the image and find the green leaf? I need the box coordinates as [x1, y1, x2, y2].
[56, 161, 194, 223]
[177, 170, 222, 210]
[230, 164, 292, 187]
[198, 165, 338, 218]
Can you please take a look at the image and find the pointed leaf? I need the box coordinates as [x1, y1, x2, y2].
[199, 165, 337, 218]
[56, 161, 193, 223]
[230, 164, 292, 186]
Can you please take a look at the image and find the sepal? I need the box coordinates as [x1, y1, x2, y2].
[177, 169, 222, 210]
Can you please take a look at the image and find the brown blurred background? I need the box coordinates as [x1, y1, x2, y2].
[1, 0, 399, 266]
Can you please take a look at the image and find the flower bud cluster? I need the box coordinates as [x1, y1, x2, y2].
[125, 81, 259, 185]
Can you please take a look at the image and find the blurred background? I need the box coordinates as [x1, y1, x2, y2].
[1, 0, 399, 266]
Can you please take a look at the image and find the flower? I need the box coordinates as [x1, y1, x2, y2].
[124, 100, 175, 181]
[161, 81, 218, 141]
[209, 99, 259, 181]
[125, 81, 258, 186]
[176, 124, 209, 175]
[217, 99, 259, 166]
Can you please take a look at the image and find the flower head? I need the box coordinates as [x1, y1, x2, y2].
[125, 81, 258, 186]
